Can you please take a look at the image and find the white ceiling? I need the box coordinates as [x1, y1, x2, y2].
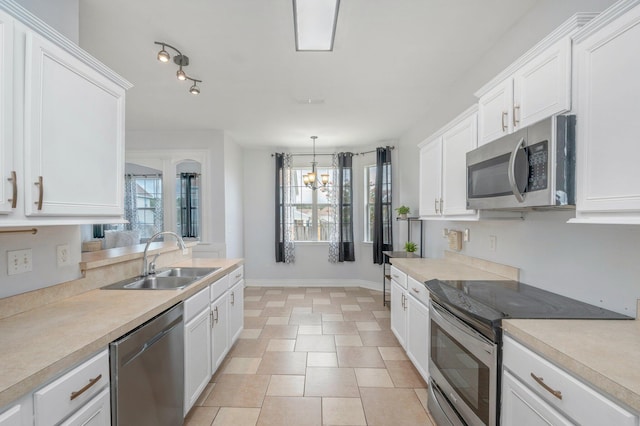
[79, 0, 540, 148]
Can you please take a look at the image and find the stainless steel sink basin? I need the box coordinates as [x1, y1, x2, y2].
[102, 267, 220, 290]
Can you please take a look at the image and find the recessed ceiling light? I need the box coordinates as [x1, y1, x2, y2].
[293, 0, 340, 51]
[295, 98, 325, 105]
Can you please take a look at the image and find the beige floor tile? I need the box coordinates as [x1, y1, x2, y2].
[322, 313, 344, 322]
[306, 288, 322, 293]
[312, 304, 343, 314]
[184, 406, 220, 426]
[385, 360, 428, 388]
[322, 397, 367, 426]
[330, 292, 347, 298]
[334, 335, 363, 347]
[259, 325, 298, 339]
[356, 297, 375, 303]
[307, 352, 338, 367]
[265, 301, 285, 308]
[360, 388, 430, 426]
[266, 339, 296, 352]
[213, 407, 261, 426]
[240, 329, 262, 339]
[292, 306, 313, 314]
[354, 368, 395, 388]
[356, 321, 382, 331]
[265, 289, 283, 295]
[372, 310, 391, 319]
[228, 339, 268, 358]
[223, 357, 262, 374]
[337, 346, 385, 368]
[289, 313, 322, 325]
[295, 335, 336, 352]
[287, 294, 305, 300]
[304, 367, 360, 397]
[414, 388, 429, 412]
[377, 318, 391, 329]
[313, 298, 331, 305]
[378, 346, 408, 361]
[243, 316, 268, 329]
[342, 311, 375, 322]
[341, 304, 362, 312]
[244, 310, 263, 317]
[205, 374, 270, 407]
[245, 296, 263, 302]
[194, 382, 215, 407]
[298, 325, 323, 335]
[266, 375, 306, 397]
[257, 396, 321, 426]
[322, 321, 359, 335]
[256, 351, 308, 375]
[359, 331, 400, 347]
[266, 316, 290, 325]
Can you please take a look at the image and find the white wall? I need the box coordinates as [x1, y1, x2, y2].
[224, 133, 244, 258]
[242, 147, 383, 288]
[397, 0, 639, 315]
[15, 0, 79, 42]
[0, 226, 82, 298]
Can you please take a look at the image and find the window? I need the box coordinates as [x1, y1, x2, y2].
[126, 174, 164, 241]
[289, 167, 336, 241]
[364, 165, 376, 242]
[176, 173, 200, 238]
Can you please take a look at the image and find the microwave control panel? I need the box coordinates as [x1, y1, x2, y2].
[527, 140, 548, 191]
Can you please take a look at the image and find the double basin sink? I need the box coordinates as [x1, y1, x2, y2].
[103, 267, 220, 290]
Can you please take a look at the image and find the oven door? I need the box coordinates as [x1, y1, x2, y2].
[429, 300, 498, 426]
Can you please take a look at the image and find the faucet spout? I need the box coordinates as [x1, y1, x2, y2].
[142, 231, 187, 276]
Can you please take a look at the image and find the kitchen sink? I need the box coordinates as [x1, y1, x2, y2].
[102, 267, 220, 290]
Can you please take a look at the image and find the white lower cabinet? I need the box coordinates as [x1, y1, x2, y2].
[0, 394, 32, 426]
[59, 388, 110, 426]
[502, 335, 638, 426]
[406, 276, 429, 382]
[0, 405, 21, 426]
[183, 287, 212, 415]
[211, 293, 229, 373]
[228, 279, 244, 345]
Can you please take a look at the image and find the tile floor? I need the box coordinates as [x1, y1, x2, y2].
[184, 286, 436, 426]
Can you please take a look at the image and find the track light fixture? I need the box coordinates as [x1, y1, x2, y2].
[154, 41, 203, 95]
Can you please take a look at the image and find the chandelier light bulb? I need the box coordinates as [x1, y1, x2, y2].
[321, 174, 329, 185]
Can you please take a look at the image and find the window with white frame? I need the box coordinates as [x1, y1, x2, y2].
[289, 167, 336, 241]
[364, 164, 376, 242]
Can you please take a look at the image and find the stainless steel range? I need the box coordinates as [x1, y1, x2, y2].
[424, 279, 631, 426]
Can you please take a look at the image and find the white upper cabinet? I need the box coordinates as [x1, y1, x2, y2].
[0, 9, 14, 216]
[476, 14, 594, 146]
[418, 136, 442, 218]
[571, 0, 640, 224]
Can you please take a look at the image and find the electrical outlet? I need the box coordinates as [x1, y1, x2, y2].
[442, 228, 449, 238]
[8, 249, 33, 275]
[57, 244, 70, 267]
[489, 235, 497, 251]
[463, 228, 470, 242]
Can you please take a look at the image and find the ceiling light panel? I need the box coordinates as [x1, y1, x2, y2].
[293, 0, 340, 51]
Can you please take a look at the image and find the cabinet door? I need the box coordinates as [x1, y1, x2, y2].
[59, 388, 110, 426]
[184, 307, 211, 415]
[575, 4, 640, 215]
[211, 294, 229, 373]
[390, 280, 407, 349]
[0, 10, 14, 215]
[24, 32, 125, 217]
[514, 38, 571, 130]
[228, 280, 244, 346]
[478, 78, 513, 145]
[501, 370, 572, 426]
[0, 405, 21, 426]
[406, 295, 429, 383]
[442, 113, 477, 217]
[418, 138, 442, 218]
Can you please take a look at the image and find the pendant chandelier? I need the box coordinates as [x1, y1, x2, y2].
[303, 136, 329, 190]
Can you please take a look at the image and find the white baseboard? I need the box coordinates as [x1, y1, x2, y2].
[245, 278, 382, 292]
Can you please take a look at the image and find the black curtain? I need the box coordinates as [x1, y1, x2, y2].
[275, 153, 285, 262]
[373, 146, 393, 264]
[337, 153, 355, 261]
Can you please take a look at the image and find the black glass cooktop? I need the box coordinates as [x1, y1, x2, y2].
[425, 279, 631, 341]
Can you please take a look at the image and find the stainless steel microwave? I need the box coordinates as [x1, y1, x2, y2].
[466, 115, 575, 210]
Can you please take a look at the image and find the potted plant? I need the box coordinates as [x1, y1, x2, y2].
[404, 241, 417, 253]
[396, 205, 410, 220]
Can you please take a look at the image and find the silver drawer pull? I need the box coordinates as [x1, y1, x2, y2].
[34, 176, 43, 210]
[235, 273, 242, 278]
[70, 374, 102, 401]
[411, 287, 420, 293]
[8, 171, 17, 208]
[531, 373, 563, 400]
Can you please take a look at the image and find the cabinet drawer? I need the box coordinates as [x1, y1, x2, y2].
[407, 276, 429, 307]
[185, 287, 209, 322]
[503, 336, 636, 426]
[60, 387, 110, 426]
[210, 275, 229, 302]
[229, 265, 244, 287]
[34, 350, 109, 426]
[389, 266, 407, 289]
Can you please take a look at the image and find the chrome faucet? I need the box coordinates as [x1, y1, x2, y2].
[142, 231, 187, 276]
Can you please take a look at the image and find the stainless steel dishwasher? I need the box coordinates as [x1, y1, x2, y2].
[110, 303, 184, 426]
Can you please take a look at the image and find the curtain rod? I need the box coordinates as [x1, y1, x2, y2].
[271, 146, 395, 157]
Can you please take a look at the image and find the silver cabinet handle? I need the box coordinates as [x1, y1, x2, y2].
[210, 311, 214, 328]
[513, 104, 520, 127]
[214, 306, 219, 323]
[231, 291, 235, 306]
[501, 111, 508, 131]
[411, 287, 420, 294]
[7, 171, 16, 208]
[440, 198, 443, 214]
[434, 198, 439, 214]
[34, 176, 43, 210]
[508, 137, 526, 203]
[235, 273, 242, 279]
[531, 373, 563, 400]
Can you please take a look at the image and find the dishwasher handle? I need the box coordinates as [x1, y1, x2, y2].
[121, 318, 182, 367]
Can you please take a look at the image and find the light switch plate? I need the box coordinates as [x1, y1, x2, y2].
[8, 249, 33, 275]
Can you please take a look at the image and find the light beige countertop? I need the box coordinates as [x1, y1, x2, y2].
[503, 318, 640, 413]
[0, 257, 242, 408]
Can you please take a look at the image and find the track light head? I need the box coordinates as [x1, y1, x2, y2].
[157, 48, 170, 63]
[189, 84, 200, 95]
[177, 68, 187, 81]
[154, 41, 203, 94]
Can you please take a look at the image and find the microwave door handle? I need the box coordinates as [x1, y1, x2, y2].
[508, 137, 526, 203]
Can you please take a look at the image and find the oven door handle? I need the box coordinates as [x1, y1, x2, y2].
[508, 137, 527, 203]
